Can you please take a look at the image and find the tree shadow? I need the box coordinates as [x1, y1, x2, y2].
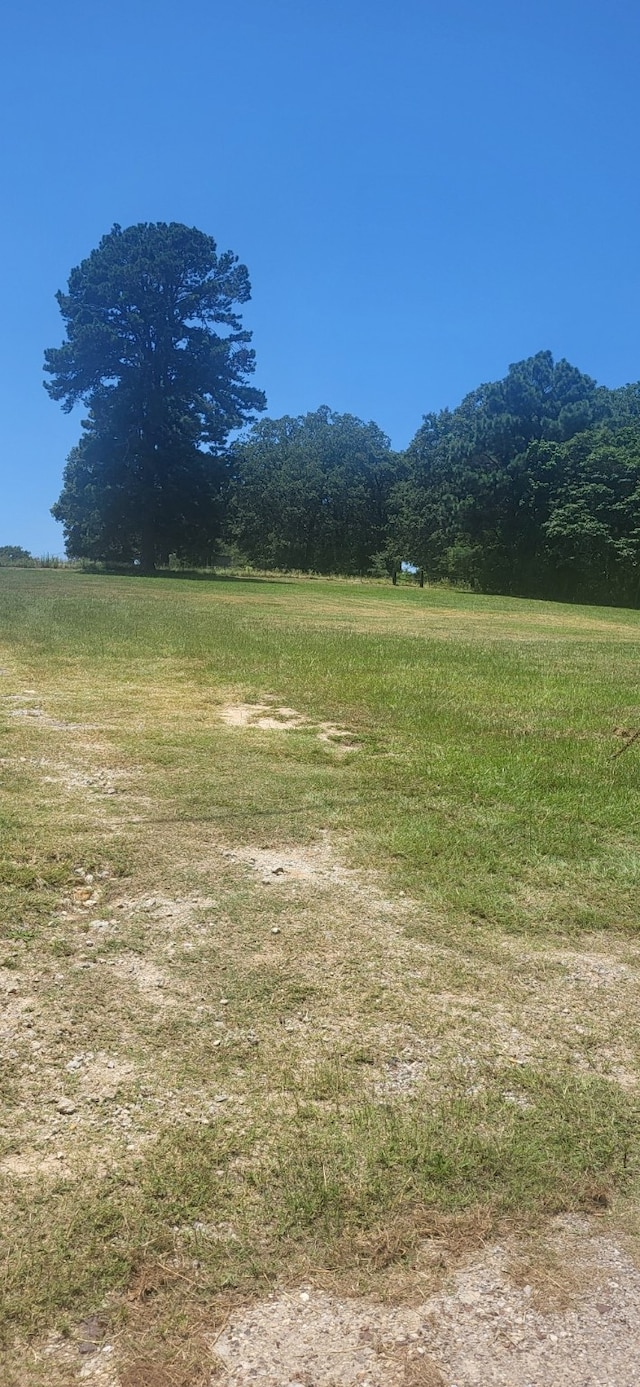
[153, 569, 290, 587]
[85, 566, 296, 589]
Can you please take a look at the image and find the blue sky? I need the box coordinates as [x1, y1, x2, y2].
[2, 0, 640, 553]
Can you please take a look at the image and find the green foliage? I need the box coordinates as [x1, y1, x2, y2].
[0, 546, 35, 566]
[228, 406, 403, 573]
[46, 222, 265, 570]
[43, 303, 640, 603]
[389, 351, 640, 602]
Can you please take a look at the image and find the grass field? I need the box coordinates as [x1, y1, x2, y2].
[1, 568, 640, 1384]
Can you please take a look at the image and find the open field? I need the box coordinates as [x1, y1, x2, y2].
[1, 568, 640, 1385]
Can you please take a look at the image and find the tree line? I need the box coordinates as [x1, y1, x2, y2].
[0, 547, 66, 568]
[46, 222, 640, 605]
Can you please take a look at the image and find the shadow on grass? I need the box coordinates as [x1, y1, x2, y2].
[81, 565, 294, 589]
[153, 569, 293, 587]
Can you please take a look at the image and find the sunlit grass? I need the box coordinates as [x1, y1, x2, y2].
[2, 567, 639, 936]
[1, 567, 640, 1371]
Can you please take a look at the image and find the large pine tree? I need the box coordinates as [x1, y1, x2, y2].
[46, 222, 265, 569]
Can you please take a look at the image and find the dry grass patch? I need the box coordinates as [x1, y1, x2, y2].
[219, 698, 361, 749]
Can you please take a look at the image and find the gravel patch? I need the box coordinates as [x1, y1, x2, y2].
[213, 1218, 640, 1386]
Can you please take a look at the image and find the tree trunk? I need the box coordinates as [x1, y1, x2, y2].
[140, 533, 156, 574]
[140, 468, 156, 573]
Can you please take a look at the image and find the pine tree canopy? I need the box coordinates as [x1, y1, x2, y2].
[46, 222, 265, 569]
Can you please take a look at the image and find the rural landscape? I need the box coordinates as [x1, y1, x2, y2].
[3, 4, 640, 1383]
[1, 564, 640, 1383]
[3, 210, 640, 1386]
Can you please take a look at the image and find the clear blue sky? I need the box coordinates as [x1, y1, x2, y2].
[2, 0, 639, 553]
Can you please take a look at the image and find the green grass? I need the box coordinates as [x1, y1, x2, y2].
[3, 1069, 636, 1341]
[2, 567, 639, 935]
[1, 566, 640, 1366]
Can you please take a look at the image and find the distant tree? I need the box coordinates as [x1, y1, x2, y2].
[530, 427, 640, 603]
[228, 407, 402, 573]
[0, 545, 35, 566]
[389, 351, 640, 598]
[46, 222, 266, 570]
